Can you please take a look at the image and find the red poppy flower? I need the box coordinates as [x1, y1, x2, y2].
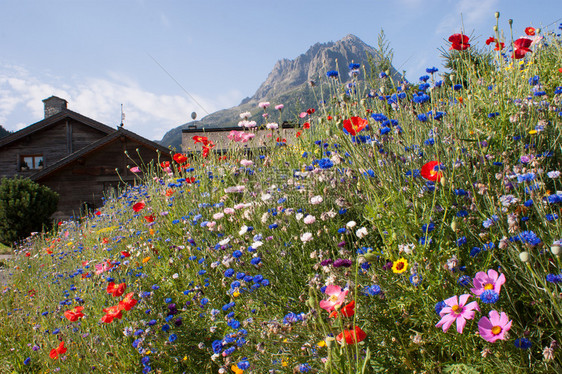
[160, 161, 170, 168]
[306, 108, 315, 115]
[64, 306, 85, 322]
[420, 161, 443, 182]
[276, 137, 287, 143]
[95, 211, 101, 216]
[144, 215, 154, 223]
[49, 341, 67, 359]
[25, 252, 31, 257]
[132, 201, 146, 212]
[329, 300, 355, 318]
[485, 37, 504, 50]
[513, 38, 532, 59]
[296, 131, 301, 138]
[327, 115, 333, 120]
[343, 116, 368, 136]
[448, 33, 470, 51]
[120, 251, 130, 257]
[173, 153, 188, 164]
[336, 326, 367, 345]
[303, 122, 310, 129]
[525, 27, 535, 36]
[193, 135, 209, 144]
[119, 292, 138, 311]
[101, 305, 123, 323]
[106, 282, 127, 297]
[102, 237, 109, 244]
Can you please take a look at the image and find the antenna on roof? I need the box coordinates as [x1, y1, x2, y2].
[120, 104, 125, 128]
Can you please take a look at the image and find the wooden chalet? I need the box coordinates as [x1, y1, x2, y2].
[0, 96, 173, 220]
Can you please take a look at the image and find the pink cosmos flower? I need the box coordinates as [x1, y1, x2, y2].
[275, 104, 284, 111]
[435, 294, 480, 333]
[470, 269, 505, 296]
[478, 310, 512, 342]
[320, 285, 349, 312]
[299, 112, 308, 118]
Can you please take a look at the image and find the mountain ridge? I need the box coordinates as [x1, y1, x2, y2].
[159, 34, 398, 150]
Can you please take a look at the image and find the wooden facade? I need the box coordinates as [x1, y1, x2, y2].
[0, 96, 173, 220]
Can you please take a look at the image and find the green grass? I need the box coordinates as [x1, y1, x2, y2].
[0, 242, 11, 255]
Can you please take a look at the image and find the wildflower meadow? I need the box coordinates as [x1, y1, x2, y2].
[1, 15, 562, 373]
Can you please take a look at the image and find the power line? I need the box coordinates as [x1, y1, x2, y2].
[146, 53, 210, 115]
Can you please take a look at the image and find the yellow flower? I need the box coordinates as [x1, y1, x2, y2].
[529, 130, 537, 135]
[317, 340, 326, 347]
[392, 258, 408, 274]
[142, 257, 151, 263]
[231, 364, 243, 374]
[232, 291, 240, 297]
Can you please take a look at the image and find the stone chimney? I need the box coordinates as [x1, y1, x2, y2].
[42, 96, 68, 118]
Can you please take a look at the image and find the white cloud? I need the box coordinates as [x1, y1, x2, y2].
[436, 0, 500, 35]
[0, 63, 244, 140]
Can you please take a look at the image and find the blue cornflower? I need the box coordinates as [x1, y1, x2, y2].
[435, 301, 447, 316]
[457, 275, 472, 287]
[529, 76, 540, 86]
[421, 222, 435, 233]
[409, 274, 422, 286]
[518, 230, 541, 246]
[363, 285, 382, 296]
[480, 290, 499, 304]
[514, 338, 532, 349]
[419, 75, 430, 82]
[317, 158, 334, 169]
[488, 112, 500, 118]
[326, 70, 339, 78]
[299, 363, 312, 372]
[238, 360, 250, 370]
[417, 113, 428, 122]
[349, 63, 360, 70]
[470, 247, 481, 258]
[546, 213, 559, 221]
[24, 357, 31, 365]
[426, 67, 438, 74]
[546, 274, 562, 283]
[453, 84, 463, 91]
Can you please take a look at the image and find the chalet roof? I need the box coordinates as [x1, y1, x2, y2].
[0, 109, 117, 149]
[29, 128, 173, 181]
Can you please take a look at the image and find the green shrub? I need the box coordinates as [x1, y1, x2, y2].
[0, 177, 58, 245]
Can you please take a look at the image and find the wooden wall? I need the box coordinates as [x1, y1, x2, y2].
[0, 119, 109, 179]
[38, 136, 172, 220]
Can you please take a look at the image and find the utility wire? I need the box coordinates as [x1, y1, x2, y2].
[146, 53, 210, 115]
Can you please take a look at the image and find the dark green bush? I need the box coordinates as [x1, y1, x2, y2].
[0, 177, 58, 245]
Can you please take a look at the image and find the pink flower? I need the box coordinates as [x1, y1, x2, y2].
[435, 294, 480, 333]
[95, 261, 113, 275]
[478, 310, 512, 342]
[240, 159, 254, 167]
[228, 131, 255, 143]
[319, 285, 348, 312]
[275, 104, 284, 111]
[299, 112, 308, 118]
[303, 215, 316, 224]
[258, 101, 270, 109]
[470, 269, 505, 296]
[129, 166, 141, 173]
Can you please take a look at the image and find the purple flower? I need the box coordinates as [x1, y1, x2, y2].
[333, 259, 353, 268]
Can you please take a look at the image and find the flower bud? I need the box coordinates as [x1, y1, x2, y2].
[508, 19, 513, 26]
[495, 11, 500, 19]
[551, 244, 561, 256]
[493, 26, 498, 32]
[450, 220, 458, 231]
[519, 251, 529, 262]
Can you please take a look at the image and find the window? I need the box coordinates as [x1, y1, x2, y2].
[20, 155, 44, 170]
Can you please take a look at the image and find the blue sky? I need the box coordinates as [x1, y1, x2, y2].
[1, 0, 560, 140]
